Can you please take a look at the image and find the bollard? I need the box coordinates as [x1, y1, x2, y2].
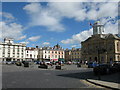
[55, 65, 61, 70]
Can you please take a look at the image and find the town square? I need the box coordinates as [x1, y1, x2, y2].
[0, 0, 120, 90]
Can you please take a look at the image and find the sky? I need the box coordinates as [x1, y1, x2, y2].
[0, 1, 119, 49]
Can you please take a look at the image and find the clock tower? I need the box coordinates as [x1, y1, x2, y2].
[93, 21, 104, 35]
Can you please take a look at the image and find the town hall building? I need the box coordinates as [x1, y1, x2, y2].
[81, 21, 120, 63]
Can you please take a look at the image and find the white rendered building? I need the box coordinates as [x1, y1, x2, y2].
[26, 47, 39, 61]
[0, 38, 26, 62]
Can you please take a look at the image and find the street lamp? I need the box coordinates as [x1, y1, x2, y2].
[97, 44, 107, 80]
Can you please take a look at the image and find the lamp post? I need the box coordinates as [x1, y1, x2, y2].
[97, 45, 107, 80]
[97, 48, 101, 80]
[98, 49, 100, 64]
[97, 40, 101, 80]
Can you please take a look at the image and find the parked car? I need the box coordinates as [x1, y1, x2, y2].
[38, 64, 48, 69]
[66, 61, 72, 65]
[112, 62, 120, 72]
[88, 62, 99, 68]
[6, 61, 12, 65]
[93, 64, 113, 75]
[15, 61, 22, 66]
[34, 61, 41, 64]
[45, 61, 51, 65]
[11, 61, 16, 64]
[72, 61, 78, 64]
[38, 62, 48, 69]
[23, 61, 29, 67]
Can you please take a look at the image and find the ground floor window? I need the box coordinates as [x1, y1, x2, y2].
[117, 56, 119, 61]
[95, 57, 97, 62]
[6, 58, 11, 61]
[101, 57, 104, 63]
[17, 59, 20, 61]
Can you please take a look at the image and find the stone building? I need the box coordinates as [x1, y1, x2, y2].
[81, 21, 120, 63]
[65, 48, 81, 62]
[0, 38, 26, 62]
[65, 49, 71, 62]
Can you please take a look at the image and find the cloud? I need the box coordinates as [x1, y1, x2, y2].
[23, 3, 65, 32]
[104, 20, 118, 34]
[71, 45, 77, 48]
[51, 2, 118, 22]
[97, 3, 118, 18]
[0, 21, 24, 40]
[0, 12, 15, 20]
[0, 12, 16, 23]
[20, 41, 29, 45]
[61, 28, 93, 44]
[48, 2, 86, 21]
[23, 2, 118, 33]
[28, 36, 41, 41]
[17, 35, 26, 40]
[42, 42, 50, 45]
[0, 12, 26, 41]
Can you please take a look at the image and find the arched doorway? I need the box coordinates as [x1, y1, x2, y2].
[95, 57, 97, 62]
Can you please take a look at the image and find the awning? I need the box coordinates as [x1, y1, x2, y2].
[50, 59, 58, 61]
[58, 58, 64, 61]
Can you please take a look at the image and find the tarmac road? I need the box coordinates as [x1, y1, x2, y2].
[2, 64, 99, 89]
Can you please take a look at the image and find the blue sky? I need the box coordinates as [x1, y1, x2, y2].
[1, 2, 119, 49]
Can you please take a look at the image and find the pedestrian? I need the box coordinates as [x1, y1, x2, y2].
[110, 60, 113, 66]
[85, 60, 88, 65]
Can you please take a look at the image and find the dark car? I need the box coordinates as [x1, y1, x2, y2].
[93, 64, 113, 75]
[88, 62, 99, 68]
[112, 62, 120, 72]
[23, 61, 29, 67]
[38, 62, 48, 69]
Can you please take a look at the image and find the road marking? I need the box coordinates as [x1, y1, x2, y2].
[80, 80, 105, 88]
